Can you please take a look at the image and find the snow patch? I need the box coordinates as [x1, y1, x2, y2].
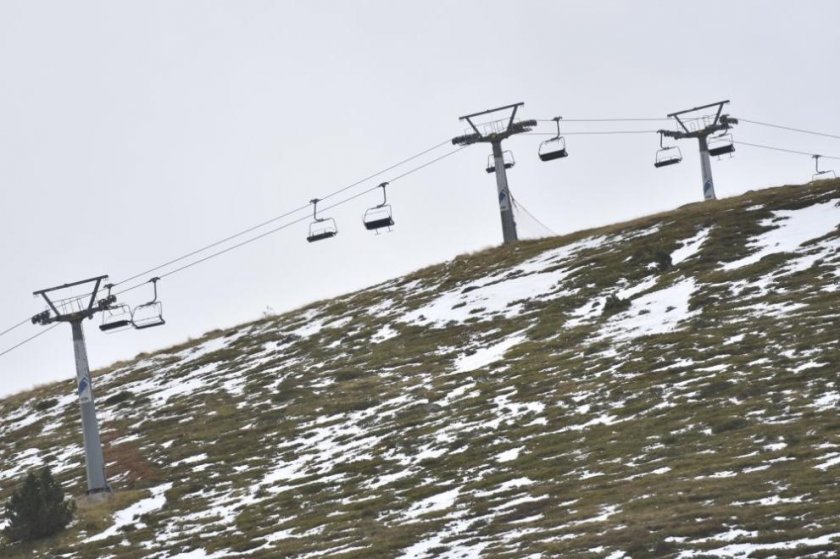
[812, 391, 838, 411]
[671, 228, 710, 265]
[496, 447, 523, 463]
[371, 324, 399, 343]
[401, 270, 573, 327]
[722, 199, 840, 270]
[815, 452, 840, 471]
[599, 279, 697, 341]
[675, 531, 840, 558]
[404, 488, 460, 519]
[86, 482, 172, 542]
[453, 333, 527, 373]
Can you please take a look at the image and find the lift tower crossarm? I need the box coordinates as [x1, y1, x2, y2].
[659, 115, 738, 141]
[658, 118, 735, 140]
[33, 275, 108, 323]
[667, 99, 729, 132]
[659, 100, 738, 201]
[458, 103, 524, 130]
[451, 102, 537, 245]
[451, 120, 537, 146]
[453, 102, 537, 145]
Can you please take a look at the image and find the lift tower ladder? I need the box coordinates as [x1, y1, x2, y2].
[452, 102, 537, 245]
[658, 100, 738, 201]
[31, 275, 115, 495]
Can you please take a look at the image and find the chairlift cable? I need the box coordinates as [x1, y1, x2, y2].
[735, 141, 840, 160]
[0, 318, 31, 339]
[0, 324, 60, 359]
[153, 147, 468, 282]
[112, 146, 468, 297]
[739, 119, 840, 141]
[536, 118, 671, 123]
[112, 202, 311, 288]
[319, 139, 453, 201]
[154, 213, 317, 279]
[386, 146, 469, 182]
[527, 130, 660, 136]
[534, 117, 707, 124]
[112, 138, 453, 289]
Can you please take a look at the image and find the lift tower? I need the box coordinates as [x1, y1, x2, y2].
[659, 100, 738, 201]
[452, 103, 537, 244]
[32, 275, 114, 495]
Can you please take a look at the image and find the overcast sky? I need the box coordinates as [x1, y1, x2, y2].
[2, 0, 839, 397]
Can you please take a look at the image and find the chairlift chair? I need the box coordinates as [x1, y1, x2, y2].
[811, 154, 837, 181]
[708, 133, 735, 157]
[306, 198, 338, 242]
[538, 116, 569, 162]
[132, 277, 165, 330]
[485, 151, 516, 173]
[98, 284, 133, 333]
[654, 132, 683, 168]
[363, 182, 395, 233]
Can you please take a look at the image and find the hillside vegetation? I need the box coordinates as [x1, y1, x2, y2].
[1, 180, 839, 558]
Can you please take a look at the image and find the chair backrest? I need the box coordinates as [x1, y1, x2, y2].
[539, 137, 568, 161]
[309, 218, 337, 238]
[100, 304, 133, 333]
[132, 302, 165, 329]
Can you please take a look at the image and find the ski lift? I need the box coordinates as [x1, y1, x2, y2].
[485, 151, 516, 173]
[98, 284, 133, 333]
[708, 133, 735, 157]
[306, 198, 338, 242]
[654, 132, 683, 168]
[812, 154, 837, 181]
[363, 182, 395, 233]
[538, 116, 568, 162]
[132, 277, 165, 330]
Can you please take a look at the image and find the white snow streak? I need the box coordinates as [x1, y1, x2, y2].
[86, 482, 172, 542]
[722, 200, 840, 270]
[453, 333, 527, 373]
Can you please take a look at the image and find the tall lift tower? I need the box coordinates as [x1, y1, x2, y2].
[31, 275, 115, 495]
[452, 103, 537, 244]
[659, 100, 738, 201]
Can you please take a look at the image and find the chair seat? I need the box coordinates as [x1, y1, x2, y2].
[539, 149, 568, 162]
[709, 145, 734, 156]
[485, 163, 515, 174]
[654, 158, 681, 168]
[364, 217, 395, 230]
[100, 320, 132, 332]
[134, 318, 165, 330]
[307, 231, 337, 242]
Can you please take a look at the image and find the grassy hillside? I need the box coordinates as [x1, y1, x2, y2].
[1, 180, 839, 558]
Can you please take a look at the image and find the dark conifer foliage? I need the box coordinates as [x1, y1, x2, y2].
[3, 467, 74, 542]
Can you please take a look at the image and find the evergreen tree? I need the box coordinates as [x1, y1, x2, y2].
[3, 467, 75, 542]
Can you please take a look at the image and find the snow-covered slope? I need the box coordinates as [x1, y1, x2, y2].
[1, 180, 839, 558]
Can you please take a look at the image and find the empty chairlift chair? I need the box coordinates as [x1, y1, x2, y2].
[708, 133, 735, 157]
[363, 182, 395, 233]
[538, 116, 569, 162]
[98, 284, 133, 333]
[486, 151, 516, 174]
[132, 277, 165, 330]
[811, 154, 837, 181]
[306, 198, 338, 242]
[654, 132, 683, 168]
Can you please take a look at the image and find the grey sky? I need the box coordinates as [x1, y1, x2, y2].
[2, 0, 839, 397]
